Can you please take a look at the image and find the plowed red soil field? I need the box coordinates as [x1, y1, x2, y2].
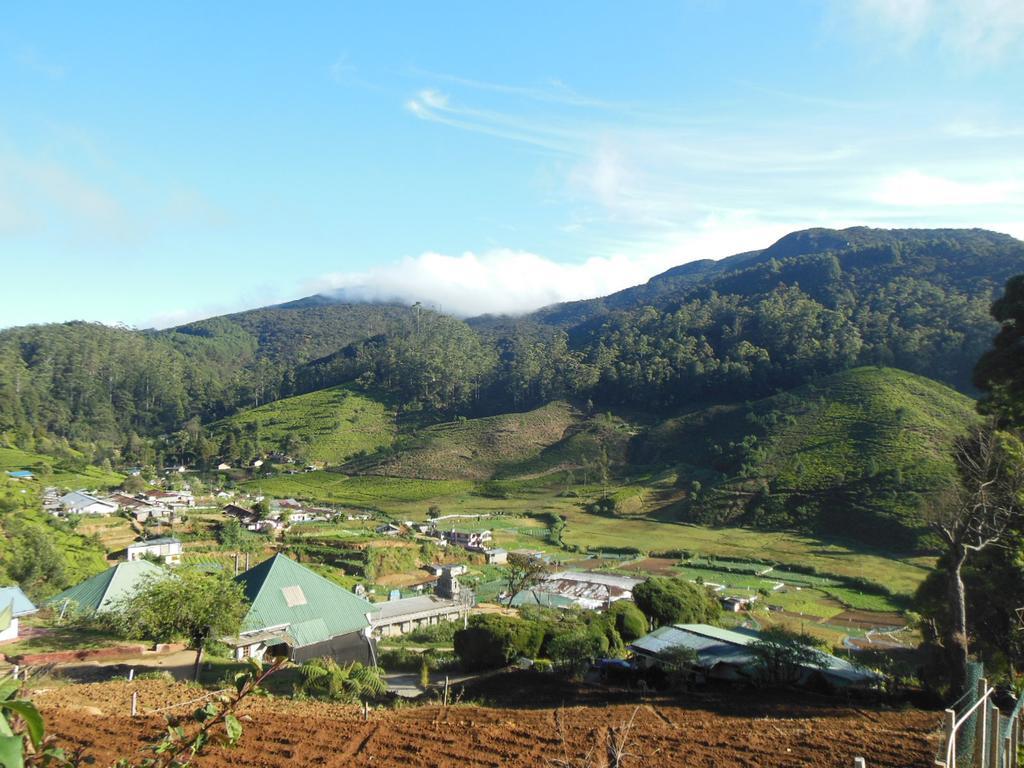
[34, 677, 940, 767]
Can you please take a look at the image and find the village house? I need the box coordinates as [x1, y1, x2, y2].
[223, 503, 259, 525]
[59, 490, 118, 516]
[229, 554, 378, 664]
[432, 526, 493, 550]
[369, 594, 469, 638]
[142, 489, 195, 508]
[48, 560, 167, 616]
[514, 571, 642, 611]
[721, 595, 757, 612]
[484, 548, 508, 565]
[0, 586, 38, 643]
[126, 537, 183, 565]
[630, 623, 879, 689]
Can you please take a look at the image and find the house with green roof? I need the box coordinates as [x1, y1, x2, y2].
[230, 554, 380, 665]
[47, 560, 167, 616]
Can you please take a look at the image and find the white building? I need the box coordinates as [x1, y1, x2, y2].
[60, 491, 118, 516]
[126, 537, 183, 565]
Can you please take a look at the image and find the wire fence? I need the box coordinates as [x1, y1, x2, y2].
[935, 662, 1024, 768]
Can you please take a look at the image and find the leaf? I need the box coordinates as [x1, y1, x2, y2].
[0, 682, 20, 704]
[0, 703, 43, 750]
[224, 714, 243, 744]
[0, 734, 24, 768]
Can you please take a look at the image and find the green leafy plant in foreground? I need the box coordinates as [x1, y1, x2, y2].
[0, 657, 283, 768]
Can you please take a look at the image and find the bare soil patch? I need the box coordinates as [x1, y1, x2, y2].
[34, 676, 939, 767]
[628, 557, 681, 575]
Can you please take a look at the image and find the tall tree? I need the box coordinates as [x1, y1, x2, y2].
[502, 553, 551, 605]
[927, 426, 1024, 697]
[975, 274, 1024, 427]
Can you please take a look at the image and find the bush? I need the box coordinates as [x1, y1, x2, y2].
[633, 577, 720, 628]
[453, 614, 544, 671]
[608, 600, 649, 641]
[544, 628, 607, 674]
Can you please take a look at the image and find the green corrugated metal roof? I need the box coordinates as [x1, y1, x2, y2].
[47, 560, 167, 614]
[235, 554, 375, 647]
[510, 589, 576, 609]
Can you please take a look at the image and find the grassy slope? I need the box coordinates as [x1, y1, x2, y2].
[242, 471, 472, 506]
[643, 366, 979, 549]
[212, 385, 397, 465]
[352, 401, 582, 481]
[0, 489, 109, 597]
[0, 446, 123, 490]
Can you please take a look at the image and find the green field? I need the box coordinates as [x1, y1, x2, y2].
[214, 385, 397, 465]
[242, 471, 473, 506]
[240, 464, 933, 598]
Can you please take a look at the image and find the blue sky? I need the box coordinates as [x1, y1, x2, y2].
[1, 1, 1022, 328]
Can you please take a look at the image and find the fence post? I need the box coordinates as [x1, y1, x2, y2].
[131, 691, 138, 717]
[10, 665, 18, 681]
[990, 704, 1001, 768]
[854, 758, 866, 768]
[978, 679, 991, 768]
[939, 708, 956, 768]
[128, 668, 134, 681]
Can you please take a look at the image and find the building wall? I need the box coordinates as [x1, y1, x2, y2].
[0, 618, 19, 643]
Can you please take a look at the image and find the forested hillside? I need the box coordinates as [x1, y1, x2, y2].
[0, 227, 1019, 463]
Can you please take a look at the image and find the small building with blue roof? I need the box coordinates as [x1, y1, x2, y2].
[0, 586, 38, 643]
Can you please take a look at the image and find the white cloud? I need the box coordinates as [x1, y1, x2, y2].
[848, 0, 1024, 59]
[309, 218, 796, 317]
[872, 170, 1021, 207]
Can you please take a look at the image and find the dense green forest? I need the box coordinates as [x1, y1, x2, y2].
[1, 227, 1020, 468]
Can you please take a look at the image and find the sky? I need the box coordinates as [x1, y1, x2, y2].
[1, 1, 1023, 328]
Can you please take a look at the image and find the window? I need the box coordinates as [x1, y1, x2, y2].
[281, 585, 307, 607]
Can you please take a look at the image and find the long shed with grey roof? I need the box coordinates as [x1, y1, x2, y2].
[630, 623, 879, 689]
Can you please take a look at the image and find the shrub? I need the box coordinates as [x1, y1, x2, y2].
[608, 600, 649, 641]
[298, 658, 387, 703]
[632, 576, 720, 628]
[453, 614, 543, 671]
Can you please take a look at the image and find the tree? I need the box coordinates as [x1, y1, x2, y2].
[926, 426, 1024, 697]
[252, 498, 271, 520]
[748, 627, 824, 688]
[632, 577, 720, 629]
[4, 524, 67, 601]
[218, 518, 244, 550]
[607, 600, 649, 641]
[111, 569, 248, 681]
[975, 274, 1024, 427]
[545, 629, 606, 675]
[502, 553, 551, 605]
